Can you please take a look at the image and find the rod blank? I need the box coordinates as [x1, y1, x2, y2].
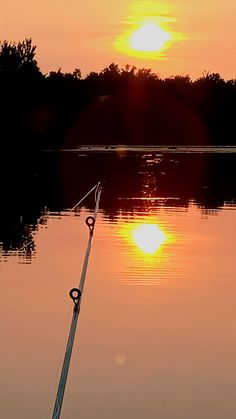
[51, 183, 102, 419]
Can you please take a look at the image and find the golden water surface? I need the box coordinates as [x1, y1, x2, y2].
[1, 202, 236, 418]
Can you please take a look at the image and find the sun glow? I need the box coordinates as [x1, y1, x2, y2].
[132, 223, 166, 255]
[114, 1, 184, 59]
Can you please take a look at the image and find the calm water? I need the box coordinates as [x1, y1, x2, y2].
[1, 150, 236, 418]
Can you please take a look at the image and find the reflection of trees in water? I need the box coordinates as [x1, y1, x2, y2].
[48, 152, 236, 218]
[1, 152, 236, 259]
[0, 219, 36, 260]
[0, 209, 51, 261]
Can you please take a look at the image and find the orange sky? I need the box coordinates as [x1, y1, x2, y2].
[1, 0, 236, 79]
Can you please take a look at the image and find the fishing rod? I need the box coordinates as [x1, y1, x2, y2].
[51, 181, 102, 419]
[17, 185, 99, 253]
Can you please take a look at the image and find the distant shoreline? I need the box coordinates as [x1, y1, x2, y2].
[44, 145, 236, 154]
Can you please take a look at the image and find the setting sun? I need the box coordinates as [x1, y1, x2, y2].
[132, 224, 166, 255]
[129, 22, 171, 53]
[114, 1, 184, 60]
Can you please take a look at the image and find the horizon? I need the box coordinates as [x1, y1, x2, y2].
[1, 37, 236, 82]
[1, 0, 236, 80]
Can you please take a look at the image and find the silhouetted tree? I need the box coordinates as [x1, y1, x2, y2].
[0, 38, 41, 78]
[0, 39, 236, 149]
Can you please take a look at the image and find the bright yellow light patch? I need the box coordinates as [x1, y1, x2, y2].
[130, 22, 171, 52]
[114, 1, 184, 60]
[132, 224, 165, 254]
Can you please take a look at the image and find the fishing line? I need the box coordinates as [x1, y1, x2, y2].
[17, 182, 100, 253]
[51, 181, 102, 419]
[69, 183, 99, 213]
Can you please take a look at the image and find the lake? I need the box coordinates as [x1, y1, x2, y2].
[1, 149, 236, 419]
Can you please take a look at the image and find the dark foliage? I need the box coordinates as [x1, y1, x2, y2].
[0, 39, 236, 150]
[1, 39, 236, 259]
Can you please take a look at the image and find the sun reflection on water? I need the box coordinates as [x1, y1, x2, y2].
[119, 216, 174, 266]
[132, 223, 165, 254]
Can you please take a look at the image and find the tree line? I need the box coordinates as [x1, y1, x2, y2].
[1, 38, 236, 150]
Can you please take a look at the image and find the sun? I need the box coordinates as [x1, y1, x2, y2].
[129, 22, 171, 53]
[132, 224, 166, 255]
[114, 1, 184, 60]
